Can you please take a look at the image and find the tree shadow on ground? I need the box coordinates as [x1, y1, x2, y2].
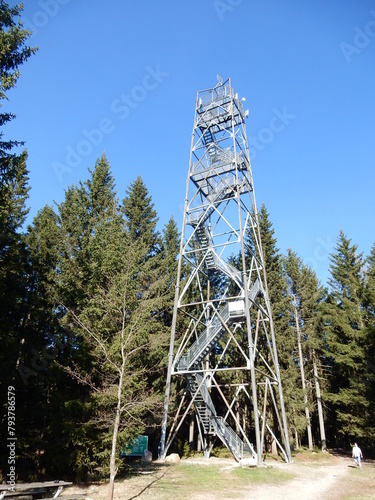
[328, 447, 352, 458]
[118, 461, 172, 500]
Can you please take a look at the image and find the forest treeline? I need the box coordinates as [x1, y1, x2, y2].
[1, 0, 375, 484]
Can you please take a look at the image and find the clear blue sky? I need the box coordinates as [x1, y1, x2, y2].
[5, 0, 375, 285]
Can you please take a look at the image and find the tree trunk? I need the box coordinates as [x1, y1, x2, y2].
[108, 377, 123, 499]
[108, 346, 126, 499]
[189, 413, 195, 451]
[313, 351, 326, 451]
[271, 438, 277, 455]
[294, 297, 313, 450]
[295, 428, 300, 449]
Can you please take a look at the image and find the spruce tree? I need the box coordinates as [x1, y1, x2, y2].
[362, 243, 375, 440]
[324, 231, 367, 442]
[15, 205, 64, 477]
[0, 1, 37, 156]
[122, 175, 159, 252]
[246, 204, 303, 450]
[59, 176, 168, 492]
[52, 156, 119, 478]
[284, 250, 327, 449]
[0, 2, 36, 474]
[0, 0, 36, 382]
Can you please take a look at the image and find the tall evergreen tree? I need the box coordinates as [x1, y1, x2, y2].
[284, 250, 327, 449]
[0, 0, 36, 381]
[362, 243, 375, 440]
[51, 156, 119, 478]
[0, 2, 36, 475]
[0, 1, 37, 156]
[13, 206, 64, 478]
[55, 173, 169, 491]
[122, 175, 159, 252]
[324, 231, 367, 442]
[246, 204, 303, 450]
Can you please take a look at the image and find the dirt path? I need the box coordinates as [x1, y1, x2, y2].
[242, 453, 352, 500]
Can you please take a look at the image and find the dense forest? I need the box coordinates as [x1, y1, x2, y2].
[1, 1, 375, 486]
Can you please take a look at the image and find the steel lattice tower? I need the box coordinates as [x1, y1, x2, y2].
[159, 78, 292, 465]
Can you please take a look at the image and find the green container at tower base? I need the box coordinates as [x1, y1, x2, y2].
[121, 435, 148, 457]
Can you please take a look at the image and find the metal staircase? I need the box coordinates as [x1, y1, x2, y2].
[188, 373, 255, 462]
[177, 279, 262, 372]
[177, 277, 261, 462]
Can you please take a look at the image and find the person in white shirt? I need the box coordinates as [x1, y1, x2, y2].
[352, 443, 363, 468]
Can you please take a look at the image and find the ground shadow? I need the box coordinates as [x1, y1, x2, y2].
[328, 447, 352, 458]
[126, 467, 170, 500]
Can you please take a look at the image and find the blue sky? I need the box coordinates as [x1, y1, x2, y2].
[5, 0, 375, 285]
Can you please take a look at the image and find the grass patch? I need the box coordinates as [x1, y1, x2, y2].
[233, 465, 295, 484]
[292, 447, 334, 464]
[173, 463, 224, 487]
[339, 462, 375, 500]
[146, 461, 295, 499]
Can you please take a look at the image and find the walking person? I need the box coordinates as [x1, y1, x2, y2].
[352, 442, 363, 468]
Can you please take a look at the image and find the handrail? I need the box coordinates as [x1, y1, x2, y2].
[193, 375, 248, 461]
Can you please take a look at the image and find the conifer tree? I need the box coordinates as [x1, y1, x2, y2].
[246, 204, 303, 449]
[0, 0, 36, 381]
[284, 250, 327, 450]
[57, 153, 117, 308]
[362, 243, 375, 439]
[14, 206, 65, 477]
[50, 156, 119, 477]
[0, 1, 37, 156]
[324, 231, 367, 441]
[0, 3, 36, 472]
[60, 176, 168, 494]
[122, 175, 159, 252]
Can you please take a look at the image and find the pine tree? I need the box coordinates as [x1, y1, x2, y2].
[60, 179, 168, 494]
[42, 166, 170, 486]
[0, 0, 36, 382]
[284, 250, 328, 450]
[57, 153, 117, 308]
[246, 204, 303, 450]
[324, 231, 367, 442]
[0, 152, 29, 349]
[51, 157, 119, 478]
[14, 205, 64, 477]
[122, 175, 159, 252]
[362, 243, 375, 439]
[0, 3, 36, 473]
[0, 1, 37, 156]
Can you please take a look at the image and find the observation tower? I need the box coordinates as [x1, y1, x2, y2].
[159, 78, 291, 465]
